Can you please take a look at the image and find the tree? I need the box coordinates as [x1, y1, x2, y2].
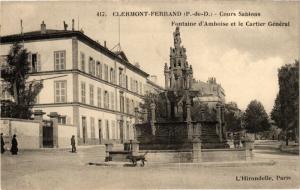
[244, 100, 271, 139]
[140, 92, 167, 121]
[271, 60, 299, 145]
[1, 42, 43, 119]
[224, 102, 243, 132]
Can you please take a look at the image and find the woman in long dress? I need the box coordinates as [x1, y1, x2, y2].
[10, 134, 18, 155]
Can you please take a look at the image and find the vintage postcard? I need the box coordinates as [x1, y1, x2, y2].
[0, 1, 299, 189]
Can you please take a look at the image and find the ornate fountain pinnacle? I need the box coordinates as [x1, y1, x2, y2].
[173, 26, 182, 48]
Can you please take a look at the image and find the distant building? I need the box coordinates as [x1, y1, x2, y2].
[0, 21, 152, 145]
[192, 77, 225, 108]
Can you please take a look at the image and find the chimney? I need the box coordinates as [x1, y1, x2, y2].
[72, 19, 74, 31]
[63, 21, 68, 31]
[104, 41, 107, 48]
[134, 62, 140, 69]
[41, 21, 46, 34]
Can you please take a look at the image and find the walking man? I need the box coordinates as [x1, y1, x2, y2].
[71, 135, 76, 153]
[10, 134, 18, 155]
[1, 133, 5, 154]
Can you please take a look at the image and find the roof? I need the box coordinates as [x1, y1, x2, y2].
[0, 29, 149, 77]
[146, 79, 165, 91]
[114, 51, 129, 62]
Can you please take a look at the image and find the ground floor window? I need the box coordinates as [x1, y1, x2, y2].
[82, 116, 87, 143]
[105, 120, 109, 139]
[58, 116, 66, 124]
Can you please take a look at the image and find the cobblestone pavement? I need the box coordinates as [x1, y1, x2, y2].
[1, 143, 299, 190]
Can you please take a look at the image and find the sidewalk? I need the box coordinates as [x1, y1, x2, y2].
[280, 144, 299, 155]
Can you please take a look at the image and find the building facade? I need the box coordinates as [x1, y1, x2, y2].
[0, 22, 152, 145]
[191, 77, 226, 108]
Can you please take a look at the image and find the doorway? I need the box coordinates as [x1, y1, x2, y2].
[42, 120, 53, 148]
[82, 117, 87, 144]
[98, 120, 102, 144]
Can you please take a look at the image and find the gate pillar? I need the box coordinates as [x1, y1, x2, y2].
[48, 112, 59, 148]
[33, 110, 45, 148]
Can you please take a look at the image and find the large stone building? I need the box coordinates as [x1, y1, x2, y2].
[192, 77, 225, 108]
[0, 21, 161, 145]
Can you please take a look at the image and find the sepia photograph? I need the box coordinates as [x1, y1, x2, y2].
[0, 1, 299, 189]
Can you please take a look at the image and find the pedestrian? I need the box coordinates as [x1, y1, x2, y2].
[233, 133, 240, 148]
[10, 134, 18, 155]
[241, 135, 245, 148]
[1, 133, 5, 154]
[71, 135, 76, 153]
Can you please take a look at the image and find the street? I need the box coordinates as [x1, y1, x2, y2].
[1, 141, 299, 189]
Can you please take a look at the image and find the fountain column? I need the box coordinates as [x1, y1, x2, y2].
[150, 102, 156, 135]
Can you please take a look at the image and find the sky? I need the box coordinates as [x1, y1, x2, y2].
[1, 1, 299, 114]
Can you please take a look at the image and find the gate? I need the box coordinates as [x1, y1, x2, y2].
[42, 120, 53, 148]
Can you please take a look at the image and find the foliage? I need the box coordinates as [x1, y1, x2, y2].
[244, 100, 271, 135]
[224, 102, 243, 132]
[0, 42, 43, 119]
[190, 100, 216, 121]
[141, 92, 167, 120]
[271, 60, 299, 143]
[270, 94, 282, 128]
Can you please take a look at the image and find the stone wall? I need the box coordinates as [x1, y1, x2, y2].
[0, 118, 42, 149]
[140, 150, 192, 163]
[201, 148, 253, 162]
[57, 124, 77, 148]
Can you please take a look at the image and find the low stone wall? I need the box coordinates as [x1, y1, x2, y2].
[140, 150, 193, 163]
[57, 124, 77, 148]
[201, 148, 253, 162]
[139, 148, 253, 163]
[0, 118, 42, 149]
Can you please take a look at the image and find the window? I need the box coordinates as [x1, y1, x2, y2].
[89, 84, 94, 106]
[111, 91, 114, 110]
[96, 61, 101, 78]
[110, 68, 115, 84]
[81, 82, 86, 103]
[91, 117, 95, 138]
[130, 78, 133, 91]
[116, 121, 119, 139]
[104, 91, 109, 109]
[99, 62, 102, 79]
[120, 93, 124, 113]
[119, 69, 123, 86]
[131, 99, 134, 114]
[58, 116, 66, 124]
[125, 75, 128, 89]
[89, 57, 95, 75]
[106, 120, 110, 139]
[82, 117, 87, 143]
[104, 64, 108, 81]
[111, 120, 115, 139]
[98, 120, 102, 142]
[126, 98, 129, 114]
[28, 53, 41, 72]
[122, 74, 126, 88]
[54, 51, 65, 70]
[80, 52, 85, 72]
[135, 81, 138, 93]
[97, 87, 101, 108]
[139, 82, 142, 94]
[54, 81, 67, 103]
[126, 122, 130, 140]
